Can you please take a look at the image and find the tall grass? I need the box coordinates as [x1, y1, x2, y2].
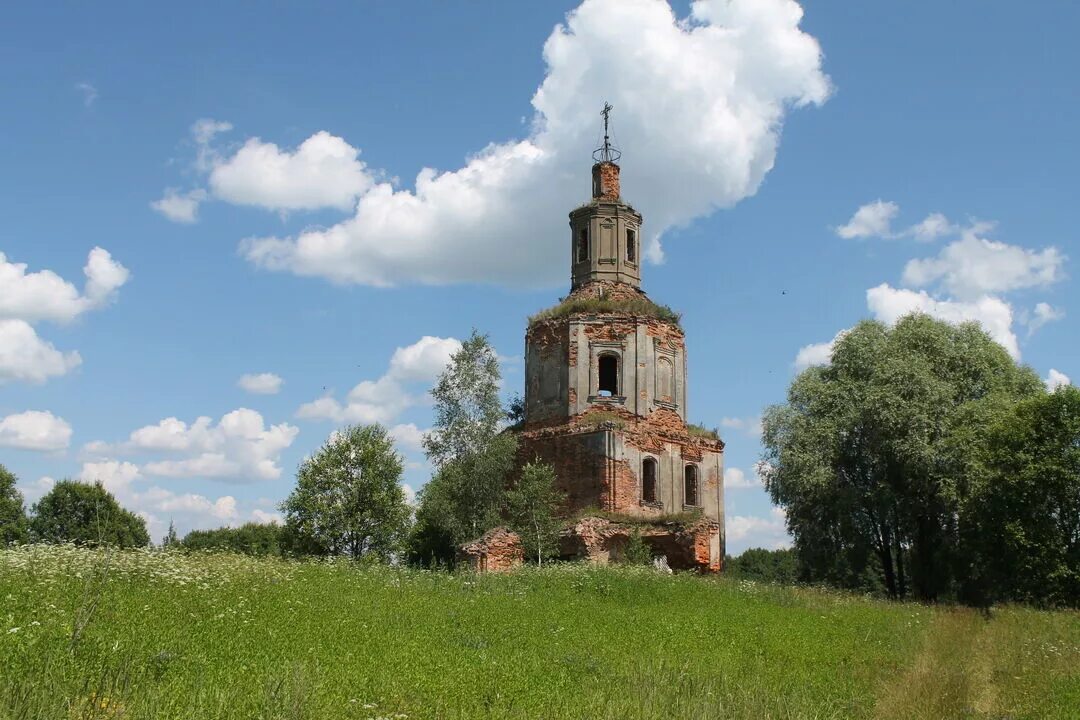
[1, 545, 1078, 719]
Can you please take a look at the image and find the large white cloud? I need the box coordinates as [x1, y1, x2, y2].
[902, 230, 1065, 299]
[0, 247, 129, 323]
[171, 0, 831, 286]
[0, 248, 128, 384]
[866, 284, 1019, 359]
[0, 320, 82, 384]
[209, 131, 374, 212]
[297, 336, 461, 424]
[0, 410, 73, 451]
[89, 408, 299, 481]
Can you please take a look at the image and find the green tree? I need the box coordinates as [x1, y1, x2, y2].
[0, 464, 29, 546]
[281, 424, 411, 562]
[180, 522, 285, 556]
[725, 548, 799, 584]
[162, 520, 179, 548]
[423, 330, 507, 466]
[966, 385, 1080, 607]
[762, 314, 1042, 601]
[505, 460, 564, 564]
[30, 480, 149, 548]
[410, 331, 518, 565]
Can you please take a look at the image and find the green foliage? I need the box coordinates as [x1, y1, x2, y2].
[620, 528, 652, 565]
[0, 464, 29, 546]
[2, 548, 1080, 719]
[423, 330, 506, 467]
[180, 522, 286, 557]
[724, 548, 799, 584]
[411, 331, 518, 565]
[409, 433, 518, 566]
[576, 409, 626, 430]
[762, 314, 1043, 602]
[161, 520, 178, 549]
[965, 385, 1080, 607]
[505, 460, 565, 565]
[529, 295, 682, 326]
[281, 424, 411, 562]
[29, 480, 149, 548]
[686, 423, 720, 440]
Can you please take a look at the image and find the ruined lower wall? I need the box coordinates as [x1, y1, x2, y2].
[560, 516, 722, 573]
[458, 527, 523, 573]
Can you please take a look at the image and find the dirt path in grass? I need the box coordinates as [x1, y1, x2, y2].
[872, 609, 998, 720]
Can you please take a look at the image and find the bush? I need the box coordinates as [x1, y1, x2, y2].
[30, 480, 149, 548]
[180, 522, 286, 556]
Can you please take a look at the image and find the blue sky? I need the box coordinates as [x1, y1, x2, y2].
[1, 0, 1077, 552]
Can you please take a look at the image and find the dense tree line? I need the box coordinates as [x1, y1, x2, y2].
[762, 314, 1079, 607]
[180, 522, 288, 556]
[0, 472, 149, 548]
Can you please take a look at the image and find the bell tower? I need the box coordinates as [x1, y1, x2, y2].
[570, 103, 643, 290]
[512, 104, 726, 573]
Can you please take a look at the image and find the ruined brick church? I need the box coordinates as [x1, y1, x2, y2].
[462, 110, 725, 573]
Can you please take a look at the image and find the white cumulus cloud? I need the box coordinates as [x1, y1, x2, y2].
[0, 320, 82, 384]
[151, 188, 207, 223]
[79, 460, 142, 493]
[866, 283, 1019, 359]
[297, 336, 461, 424]
[206, 0, 830, 286]
[209, 131, 374, 212]
[90, 409, 299, 482]
[0, 247, 129, 324]
[0, 248, 127, 384]
[902, 230, 1065, 299]
[238, 372, 284, 395]
[0, 410, 73, 451]
[1046, 369, 1071, 392]
[724, 467, 760, 490]
[726, 507, 790, 551]
[835, 200, 898, 240]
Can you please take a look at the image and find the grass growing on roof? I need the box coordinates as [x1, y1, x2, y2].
[2, 544, 1079, 719]
[529, 295, 682, 326]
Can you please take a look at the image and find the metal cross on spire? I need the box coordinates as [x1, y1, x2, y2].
[593, 101, 622, 163]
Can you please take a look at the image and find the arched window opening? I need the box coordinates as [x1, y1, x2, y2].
[577, 228, 589, 263]
[598, 354, 619, 397]
[626, 229, 636, 263]
[684, 465, 699, 506]
[642, 458, 658, 504]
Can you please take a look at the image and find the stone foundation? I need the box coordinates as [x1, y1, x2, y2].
[560, 516, 722, 573]
[458, 527, 523, 572]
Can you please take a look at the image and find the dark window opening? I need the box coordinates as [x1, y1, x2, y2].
[598, 354, 619, 397]
[626, 229, 636, 263]
[642, 458, 657, 504]
[684, 465, 699, 506]
[577, 228, 589, 263]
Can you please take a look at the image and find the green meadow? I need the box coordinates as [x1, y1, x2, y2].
[2, 546, 1078, 720]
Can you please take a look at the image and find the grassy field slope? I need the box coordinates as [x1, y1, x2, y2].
[1, 546, 1078, 719]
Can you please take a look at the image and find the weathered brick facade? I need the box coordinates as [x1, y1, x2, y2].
[458, 527, 523, 573]
[503, 156, 725, 573]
